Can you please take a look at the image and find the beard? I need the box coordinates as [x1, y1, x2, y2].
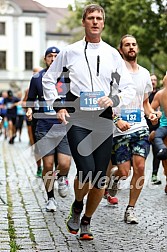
[123, 51, 137, 61]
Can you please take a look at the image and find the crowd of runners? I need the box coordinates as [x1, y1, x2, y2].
[1, 3, 167, 241]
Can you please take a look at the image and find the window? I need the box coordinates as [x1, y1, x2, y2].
[0, 51, 6, 69]
[25, 23, 32, 36]
[0, 22, 5, 35]
[25, 52, 33, 70]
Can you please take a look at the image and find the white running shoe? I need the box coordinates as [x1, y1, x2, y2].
[58, 176, 69, 198]
[46, 198, 57, 212]
[124, 207, 138, 224]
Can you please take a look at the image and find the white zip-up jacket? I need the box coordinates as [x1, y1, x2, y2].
[42, 39, 136, 109]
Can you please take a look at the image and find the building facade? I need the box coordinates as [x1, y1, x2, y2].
[0, 0, 71, 91]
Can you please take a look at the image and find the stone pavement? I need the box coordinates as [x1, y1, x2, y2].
[0, 126, 167, 252]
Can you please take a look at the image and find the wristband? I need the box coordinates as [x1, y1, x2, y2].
[113, 115, 121, 124]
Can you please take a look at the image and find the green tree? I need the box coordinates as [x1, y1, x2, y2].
[65, 0, 167, 80]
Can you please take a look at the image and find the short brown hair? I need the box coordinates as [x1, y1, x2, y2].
[82, 4, 105, 21]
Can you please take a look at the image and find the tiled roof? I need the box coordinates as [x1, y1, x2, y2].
[12, 0, 70, 33]
[13, 0, 46, 12]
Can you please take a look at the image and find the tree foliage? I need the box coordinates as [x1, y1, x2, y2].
[66, 0, 167, 81]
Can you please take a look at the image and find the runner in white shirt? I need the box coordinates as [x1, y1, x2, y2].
[42, 5, 136, 240]
[107, 34, 158, 224]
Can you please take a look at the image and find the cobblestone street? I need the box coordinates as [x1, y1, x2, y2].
[0, 126, 167, 251]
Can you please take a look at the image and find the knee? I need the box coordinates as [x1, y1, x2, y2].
[133, 165, 145, 177]
[58, 159, 71, 171]
[94, 175, 107, 189]
[116, 167, 129, 180]
[119, 170, 129, 179]
[93, 169, 111, 189]
[43, 161, 53, 173]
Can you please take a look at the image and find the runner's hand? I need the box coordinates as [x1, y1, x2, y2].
[98, 96, 113, 108]
[116, 119, 131, 131]
[26, 108, 33, 121]
[56, 109, 70, 124]
[148, 112, 158, 125]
